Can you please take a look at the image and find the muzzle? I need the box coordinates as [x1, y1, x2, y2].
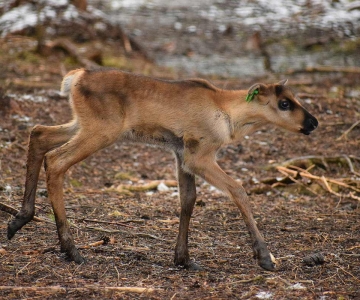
[301, 113, 318, 135]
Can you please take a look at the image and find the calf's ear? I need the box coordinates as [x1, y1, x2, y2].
[246, 83, 267, 103]
[277, 79, 288, 86]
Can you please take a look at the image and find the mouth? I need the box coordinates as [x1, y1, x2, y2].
[300, 128, 311, 135]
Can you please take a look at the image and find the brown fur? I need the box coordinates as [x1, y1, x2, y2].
[8, 68, 318, 271]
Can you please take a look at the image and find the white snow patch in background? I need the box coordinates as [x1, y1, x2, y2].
[0, 1, 79, 37]
[1, 0, 359, 39]
[240, 0, 360, 30]
[8, 94, 48, 103]
[287, 283, 306, 290]
[0, 0, 110, 37]
[157, 182, 170, 192]
[255, 291, 273, 299]
[0, 4, 37, 36]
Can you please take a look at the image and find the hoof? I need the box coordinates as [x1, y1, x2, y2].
[253, 241, 277, 271]
[7, 224, 17, 240]
[258, 252, 277, 271]
[64, 248, 85, 264]
[7, 214, 33, 240]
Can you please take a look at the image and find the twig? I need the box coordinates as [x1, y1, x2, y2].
[0, 285, 157, 293]
[0, 202, 19, 216]
[276, 163, 360, 193]
[333, 264, 360, 283]
[341, 155, 360, 176]
[218, 275, 264, 286]
[336, 120, 360, 141]
[170, 293, 177, 300]
[320, 175, 341, 197]
[348, 192, 360, 201]
[79, 236, 114, 249]
[83, 218, 136, 228]
[0, 286, 65, 293]
[346, 245, 360, 251]
[276, 167, 319, 196]
[299, 171, 360, 193]
[274, 155, 360, 175]
[86, 226, 165, 241]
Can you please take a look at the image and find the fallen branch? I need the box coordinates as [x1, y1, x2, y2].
[111, 180, 178, 194]
[0, 285, 156, 294]
[0, 202, 54, 224]
[272, 155, 360, 176]
[273, 165, 360, 199]
[287, 65, 360, 75]
[86, 226, 165, 241]
[48, 38, 99, 68]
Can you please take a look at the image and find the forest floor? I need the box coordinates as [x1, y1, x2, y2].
[0, 35, 360, 300]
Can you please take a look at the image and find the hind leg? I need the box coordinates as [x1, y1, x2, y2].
[7, 121, 78, 239]
[44, 128, 120, 263]
[173, 153, 199, 270]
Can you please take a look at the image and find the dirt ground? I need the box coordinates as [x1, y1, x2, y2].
[0, 33, 360, 300]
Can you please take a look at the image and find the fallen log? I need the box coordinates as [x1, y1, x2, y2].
[287, 65, 360, 75]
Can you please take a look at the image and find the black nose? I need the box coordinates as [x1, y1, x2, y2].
[303, 116, 318, 133]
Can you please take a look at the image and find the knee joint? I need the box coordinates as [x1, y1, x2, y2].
[44, 152, 66, 176]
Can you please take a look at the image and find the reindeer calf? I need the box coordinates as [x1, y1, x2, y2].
[8, 68, 318, 271]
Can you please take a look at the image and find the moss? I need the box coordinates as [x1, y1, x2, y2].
[102, 55, 136, 71]
[330, 37, 360, 55]
[16, 51, 41, 64]
[63, 56, 79, 67]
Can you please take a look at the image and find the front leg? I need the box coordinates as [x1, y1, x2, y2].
[173, 153, 200, 270]
[185, 152, 276, 271]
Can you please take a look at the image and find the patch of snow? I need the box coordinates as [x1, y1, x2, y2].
[256, 291, 273, 299]
[8, 94, 48, 103]
[0, 4, 37, 37]
[12, 115, 31, 123]
[239, 0, 360, 34]
[209, 185, 221, 193]
[157, 182, 170, 192]
[0, 1, 94, 37]
[44, 0, 69, 7]
[62, 5, 80, 20]
[287, 283, 306, 290]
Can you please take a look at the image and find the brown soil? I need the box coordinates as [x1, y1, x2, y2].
[0, 37, 359, 300]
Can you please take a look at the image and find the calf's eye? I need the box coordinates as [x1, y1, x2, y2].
[278, 99, 292, 111]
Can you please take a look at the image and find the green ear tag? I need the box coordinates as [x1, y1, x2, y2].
[246, 89, 259, 103]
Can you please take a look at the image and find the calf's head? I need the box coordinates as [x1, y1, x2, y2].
[246, 80, 318, 135]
